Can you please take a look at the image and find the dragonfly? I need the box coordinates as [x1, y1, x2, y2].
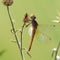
[23, 13, 56, 53]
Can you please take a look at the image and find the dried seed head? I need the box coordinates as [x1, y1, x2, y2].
[3, 0, 13, 6]
[23, 13, 29, 23]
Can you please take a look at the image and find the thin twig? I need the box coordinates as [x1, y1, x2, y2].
[55, 41, 60, 60]
[20, 24, 32, 58]
[20, 25, 24, 60]
[6, 6, 24, 60]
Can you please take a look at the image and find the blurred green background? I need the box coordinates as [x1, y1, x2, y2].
[0, 0, 60, 60]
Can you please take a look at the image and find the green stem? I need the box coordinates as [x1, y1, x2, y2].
[55, 42, 60, 60]
[7, 6, 24, 60]
[20, 28, 23, 60]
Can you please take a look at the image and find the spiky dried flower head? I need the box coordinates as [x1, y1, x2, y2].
[23, 13, 30, 23]
[3, 0, 13, 6]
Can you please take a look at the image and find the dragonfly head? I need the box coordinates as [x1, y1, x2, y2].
[30, 14, 36, 20]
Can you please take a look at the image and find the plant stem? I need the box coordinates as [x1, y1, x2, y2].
[20, 25, 24, 60]
[55, 41, 60, 60]
[7, 6, 24, 60]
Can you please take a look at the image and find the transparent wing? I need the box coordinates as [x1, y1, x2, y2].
[28, 24, 56, 41]
[38, 24, 55, 32]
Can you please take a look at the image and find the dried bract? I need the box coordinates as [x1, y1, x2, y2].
[3, 0, 13, 6]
